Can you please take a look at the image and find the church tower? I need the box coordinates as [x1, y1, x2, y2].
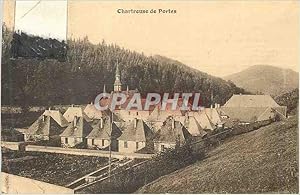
[114, 61, 122, 92]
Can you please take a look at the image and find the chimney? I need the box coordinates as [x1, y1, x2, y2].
[48, 107, 51, 111]
[103, 84, 106, 93]
[42, 115, 45, 122]
[214, 103, 217, 108]
[171, 118, 175, 129]
[134, 118, 137, 128]
[100, 118, 103, 128]
[90, 102, 93, 105]
[126, 86, 129, 97]
[71, 104, 74, 107]
[73, 116, 77, 127]
[210, 105, 213, 109]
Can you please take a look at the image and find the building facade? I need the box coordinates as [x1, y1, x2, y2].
[60, 116, 93, 147]
[117, 118, 154, 153]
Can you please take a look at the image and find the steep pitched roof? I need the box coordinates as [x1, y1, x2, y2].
[116, 109, 151, 121]
[184, 116, 207, 137]
[204, 108, 222, 125]
[63, 106, 91, 122]
[171, 114, 207, 137]
[223, 94, 280, 107]
[84, 103, 103, 120]
[60, 117, 93, 138]
[107, 109, 124, 122]
[219, 103, 286, 123]
[25, 115, 63, 136]
[154, 118, 192, 144]
[272, 106, 287, 117]
[147, 105, 184, 122]
[86, 117, 122, 139]
[257, 107, 276, 121]
[117, 119, 153, 142]
[220, 107, 269, 123]
[193, 111, 216, 130]
[43, 110, 69, 127]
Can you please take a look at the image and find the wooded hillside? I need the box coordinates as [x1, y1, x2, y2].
[1, 25, 246, 108]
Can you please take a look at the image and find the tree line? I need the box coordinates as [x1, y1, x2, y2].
[1, 24, 247, 109]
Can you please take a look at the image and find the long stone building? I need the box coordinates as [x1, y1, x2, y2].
[219, 94, 286, 123]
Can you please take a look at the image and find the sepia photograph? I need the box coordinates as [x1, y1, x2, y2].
[0, 0, 299, 194]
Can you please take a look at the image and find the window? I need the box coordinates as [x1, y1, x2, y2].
[91, 139, 94, 145]
[136, 142, 139, 150]
[102, 139, 105, 146]
[136, 112, 139, 116]
[161, 144, 166, 151]
[65, 138, 68, 144]
[124, 141, 128, 148]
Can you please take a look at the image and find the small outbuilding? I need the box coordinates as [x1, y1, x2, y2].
[60, 116, 93, 147]
[24, 109, 68, 142]
[153, 117, 193, 152]
[86, 117, 122, 151]
[117, 118, 154, 153]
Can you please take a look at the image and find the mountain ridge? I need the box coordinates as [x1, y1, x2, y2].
[224, 65, 298, 97]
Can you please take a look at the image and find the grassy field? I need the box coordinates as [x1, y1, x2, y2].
[137, 116, 298, 193]
[2, 151, 109, 186]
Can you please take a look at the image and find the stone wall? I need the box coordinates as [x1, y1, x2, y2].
[25, 145, 153, 159]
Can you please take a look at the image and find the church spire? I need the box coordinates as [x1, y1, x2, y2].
[114, 60, 122, 92]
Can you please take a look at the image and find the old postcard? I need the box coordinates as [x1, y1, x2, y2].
[1, 0, 299, 194]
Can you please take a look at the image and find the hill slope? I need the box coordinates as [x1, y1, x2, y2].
[138, 116, 298, 193]
[224, 65, 298, 96]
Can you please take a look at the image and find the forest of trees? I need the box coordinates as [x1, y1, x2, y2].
[10, 29, 67, 61]
[275, 88, 299, 115]
[1, 24, 247, 109]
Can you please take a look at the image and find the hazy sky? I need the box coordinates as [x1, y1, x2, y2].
[14, 0, 67, 40]
[5, 0, 300, 77]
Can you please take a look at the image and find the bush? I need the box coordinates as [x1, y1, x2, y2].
[32, 137, 61, 147]
[1, 128, 24, 142]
